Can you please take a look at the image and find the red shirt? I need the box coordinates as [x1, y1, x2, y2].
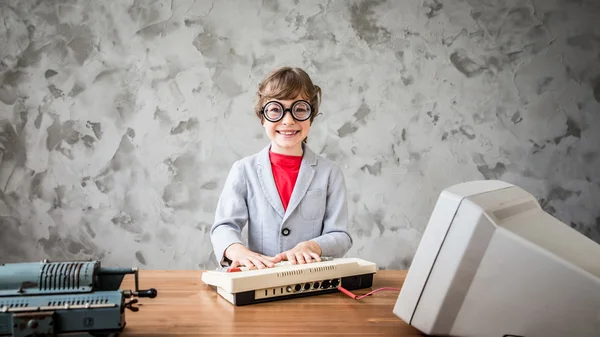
[269, 150, 303, 210]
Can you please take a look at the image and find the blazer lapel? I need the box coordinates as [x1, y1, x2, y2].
[257, 144, 285, 218]
[283, 143, 317, 223]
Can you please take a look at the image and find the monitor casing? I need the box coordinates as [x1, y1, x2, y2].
[393, 180, 600, 337]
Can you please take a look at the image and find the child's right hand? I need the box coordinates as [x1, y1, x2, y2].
[224, 243, 282, 269]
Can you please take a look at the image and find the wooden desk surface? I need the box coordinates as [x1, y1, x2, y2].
[120, 269, 425, 336]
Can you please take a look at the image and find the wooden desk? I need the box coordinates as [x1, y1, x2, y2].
[120, 270, 425, 336]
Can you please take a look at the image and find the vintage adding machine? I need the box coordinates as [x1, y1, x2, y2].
[0, 260, 157, 337]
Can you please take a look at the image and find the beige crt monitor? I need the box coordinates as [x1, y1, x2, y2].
[393, 180, 600, 337]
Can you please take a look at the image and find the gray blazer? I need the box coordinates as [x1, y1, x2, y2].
[210, 143, 353, 266]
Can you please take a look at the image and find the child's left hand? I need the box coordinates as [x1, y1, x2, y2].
[275, 240, 322, 264]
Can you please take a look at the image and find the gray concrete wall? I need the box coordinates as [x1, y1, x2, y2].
[0, 0, 598, 270]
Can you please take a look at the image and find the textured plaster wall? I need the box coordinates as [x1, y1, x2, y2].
[0, 0, 599, 270]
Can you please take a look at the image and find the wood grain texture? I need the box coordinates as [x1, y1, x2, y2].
[119, 269, 425, 336]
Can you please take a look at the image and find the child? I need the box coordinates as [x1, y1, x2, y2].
[210, 67, 353, 269]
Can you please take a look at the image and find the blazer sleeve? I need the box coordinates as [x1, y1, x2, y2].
[210, 160, 248, 266]
[311, 163, 353, 258]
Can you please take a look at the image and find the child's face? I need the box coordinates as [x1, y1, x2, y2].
[262, 95, 311, 156]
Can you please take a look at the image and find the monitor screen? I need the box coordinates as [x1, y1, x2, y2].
[393, 180, 600, 337]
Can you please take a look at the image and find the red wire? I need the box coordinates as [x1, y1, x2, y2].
[337, 285, 401, 300]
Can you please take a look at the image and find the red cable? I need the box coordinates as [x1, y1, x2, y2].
[337, 285, 401, 300]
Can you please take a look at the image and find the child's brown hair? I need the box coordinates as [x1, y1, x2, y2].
[254, 67, 322, 125]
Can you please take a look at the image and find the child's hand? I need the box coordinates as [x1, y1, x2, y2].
[225, 243, 281, 269]
[275, 240, 322, 265]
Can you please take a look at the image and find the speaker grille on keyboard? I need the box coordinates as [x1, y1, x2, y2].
[277, 265, 336, 278]
[309, 265, 336, 273]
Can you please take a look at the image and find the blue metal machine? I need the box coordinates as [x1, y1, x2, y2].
[0, 260, 157, 337]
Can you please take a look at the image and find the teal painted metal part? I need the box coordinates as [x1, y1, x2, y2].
[0, 261, 98, 296]
[0, 290, 124, 336]
[0, 260, 157, 336]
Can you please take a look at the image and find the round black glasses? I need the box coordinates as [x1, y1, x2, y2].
[261, 100, 313, 123]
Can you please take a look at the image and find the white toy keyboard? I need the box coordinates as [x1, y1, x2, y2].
[201, 257, 377, 306]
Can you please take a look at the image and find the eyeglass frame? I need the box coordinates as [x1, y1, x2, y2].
[260, 100, 314, 123]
